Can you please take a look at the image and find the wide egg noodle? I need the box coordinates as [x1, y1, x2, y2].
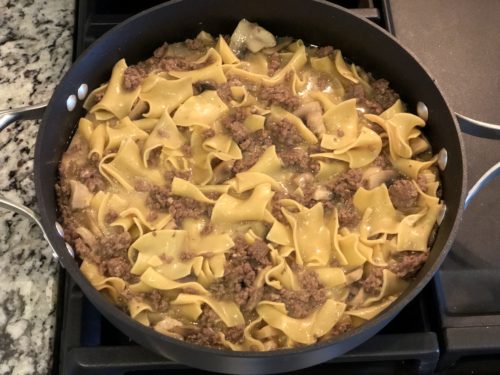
[248, 146, 283, 178]
[264, 246, 299, 290]
[365, 113, 424, 159]
[320, 99, 359, 150]
[230, 172, 283, 193]
[211, 183, 275, 223]
[99, 138, 165, 191]
[215, 35, 240, 64]
[353, 185, 402, 237]
[173, 90, 228, 128]
[142, 109, 185, 167]
[119, 192, 172, 232]
[129, 230, 190, 279]
[88, 123, 107, 160]
[128, 298, 154, 326]
[139, 75, 193, 118]
[223, 40, 307, 85]
[282, 203, 331, 267]
[230, 85, 257, 107]
[269, 106, 318, 144]
[396, 184, 442, 252]
[80, 260, 127, 304]
[77, 117, 94, 143]
[256, 300, 346, 345]
[90, 59, 140, 120]
[106, 116, 148, 152]
[390, 154, 438, 180]
[170, 293, 245, 327]
[170, 177, 216, 203]
[169, 48, 227, 84]
[314, 127, 382, 168]
[190, 131, 242, 185]
[137, 267, 210, 295]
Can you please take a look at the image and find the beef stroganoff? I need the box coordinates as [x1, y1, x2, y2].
[56, 20, 442, 350]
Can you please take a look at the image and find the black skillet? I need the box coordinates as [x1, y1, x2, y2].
[0, 0, 498, 373]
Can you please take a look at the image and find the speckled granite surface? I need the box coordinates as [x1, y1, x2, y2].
[0, 1, 74, 374]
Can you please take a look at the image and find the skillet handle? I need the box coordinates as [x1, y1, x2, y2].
[465, 162, 500, 209]
[0, 102, 48, 131]
[0, 102, 59, 261]
[456, 112, 500, 139]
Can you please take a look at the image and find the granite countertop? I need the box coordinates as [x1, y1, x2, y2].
[0, 1, 74, 374]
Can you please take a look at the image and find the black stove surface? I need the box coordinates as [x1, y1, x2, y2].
[54, 1, 500, 374]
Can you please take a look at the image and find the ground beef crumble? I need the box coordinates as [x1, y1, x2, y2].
[210, 236, 271, 312]
[389, 251, 429, 279]
[362, 264, 384, 295]
[263, 266, 327, 319]
[389, 179, 418, 210]
[267, 118, 304, 149]
[260, 80, 300, 111]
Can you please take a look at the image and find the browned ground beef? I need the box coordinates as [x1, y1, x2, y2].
[217, 76, 244, 102]
[64, 160, 107, 193]
[371, 154, 391, 169]
[221, 108, 249, 143]
[337, 199, 361, 228]
[270, 190, 288, 224]
[122, 40, 213, 90]
[389, 251, 429, 279]
[389, 179, 418, 210]
[263, 267, 327, 319]
[362, 264, 384, 295]
[260, 82, 300, 111]
[416, 173, 428, 192]
[146, 186, 171, 211]
[279, 148, 320, 173]
[184, 305, 245, 346]
[185, 326, 222, 347]
[371, 79, 400, 110]
[267, 118, 304, 149]
[139, 289, 170, 311]
[345, 84, 383, 114]
[327, 169, 363, 201]
[210, 236, 271, 312]
[315, 45, 334, 57]
[267, 52, 282, 76]
[185, 38, 206, 50]
[168, 197, 210, 226]
[232, 129, 272, 173]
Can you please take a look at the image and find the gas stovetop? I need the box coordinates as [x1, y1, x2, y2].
[53, 1, 500, 374]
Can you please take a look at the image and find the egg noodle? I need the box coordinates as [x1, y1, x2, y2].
[56, 20, 442, 350]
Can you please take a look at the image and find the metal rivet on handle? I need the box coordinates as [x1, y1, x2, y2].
[66, 95, 77, 111]
[437, 204, 447, 225]
[65, 242, 75, 258]
[417, 101, 428, 121]
[77, 84, 88, 100]
[55, 221, 64, 237]
[438, 148, 448, 171]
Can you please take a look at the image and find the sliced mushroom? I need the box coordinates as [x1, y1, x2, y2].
[362, 167, 398, 190]
[69, 180, 92, 209]
[229, 19, 277, 56]
[154, 316, 185, 341]
[293, 101, 326, 136]
[312, 186, 332, 201]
